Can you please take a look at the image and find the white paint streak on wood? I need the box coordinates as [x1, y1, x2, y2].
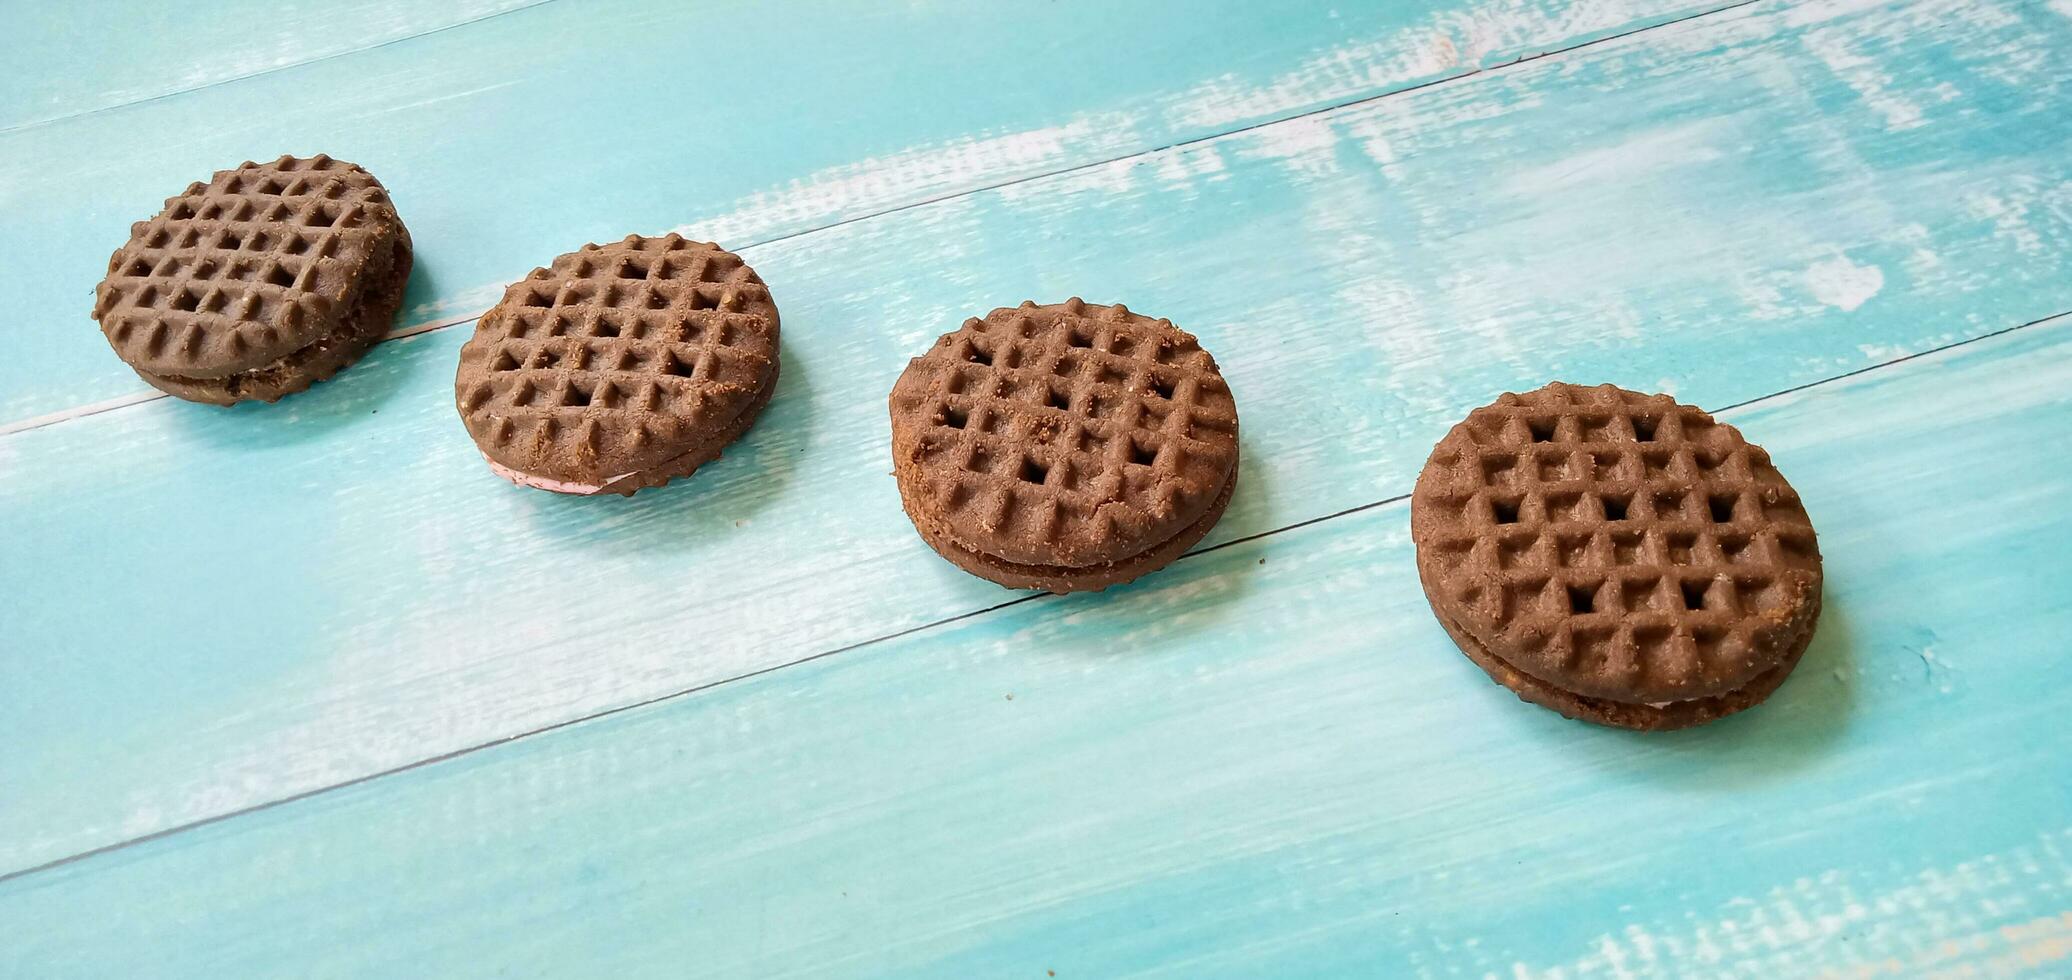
[1782, 0, 1897, 29]
[1967, 186, 2051, 257]
[673, 113, 1147, 246]
[1162, 0, 1690, 132]
[1804, 254, 1886, 311]
[1800, 29, 1926, 131]
[1517, 829, 2072, 979]
[1498, 120, 1728, 196]
[174, 2, 534, 89]
[1235, 114, 1347, 178]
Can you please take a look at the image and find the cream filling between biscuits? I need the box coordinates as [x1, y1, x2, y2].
[483, 456, 636, 496]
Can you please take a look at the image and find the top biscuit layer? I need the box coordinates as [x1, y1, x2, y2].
[93, 154, 407, 380]
[454, 235, 779, 486]
[1411, 382, 1822, 704]
[890, 299, 1239, 569]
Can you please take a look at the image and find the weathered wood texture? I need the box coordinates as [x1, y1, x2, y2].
[5, 315, 2067, 977]
[4, 0, 2066, 876]
[2, 0, 2069, 974]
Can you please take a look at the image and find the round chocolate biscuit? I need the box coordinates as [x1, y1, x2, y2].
[454, 235, 779, 496]
[92, 154, 413, 405]
[890, 299, 1239, 592]
[1410, 382, 1822, 731]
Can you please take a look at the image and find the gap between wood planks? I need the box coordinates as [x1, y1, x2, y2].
[0, 307, 2064, 889]
[0, 1, 563, 138]
[0, 0, 1767, 441]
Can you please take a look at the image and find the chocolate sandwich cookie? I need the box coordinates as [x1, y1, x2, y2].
[92, 154, 412, 405]
[890, 299, 1239, 593]
[1411, 382, 1822, 731]
[455, 235, 779, 496]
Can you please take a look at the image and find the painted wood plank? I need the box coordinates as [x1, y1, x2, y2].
[0, 0, 1733, 425]
[2, 0, 2068, 876]
[4, 315, 2067, 978]
[0, 1, 544, 132]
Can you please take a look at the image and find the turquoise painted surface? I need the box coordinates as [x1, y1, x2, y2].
[0, 0, 1724, 424]
[3, 0, 2069, 875]
[4, 318, 2068, 977]
[2, 0, 2070, 974]
[0, 0, 544, 130]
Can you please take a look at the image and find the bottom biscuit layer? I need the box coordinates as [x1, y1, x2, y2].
[1427, 595, 1818, 732]
[901, 453, 1237, 594]
[481, 371, 777, 497]
[134, 235, 414, 406]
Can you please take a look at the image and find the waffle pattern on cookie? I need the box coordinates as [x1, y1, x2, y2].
[455, 235, 778, 485]
[890, 299, 1238, 568]
[1412, 382, 1820, 703]
[93, 154, 407, 380]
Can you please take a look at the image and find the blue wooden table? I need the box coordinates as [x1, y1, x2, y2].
[3, 1, 2069, 975]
